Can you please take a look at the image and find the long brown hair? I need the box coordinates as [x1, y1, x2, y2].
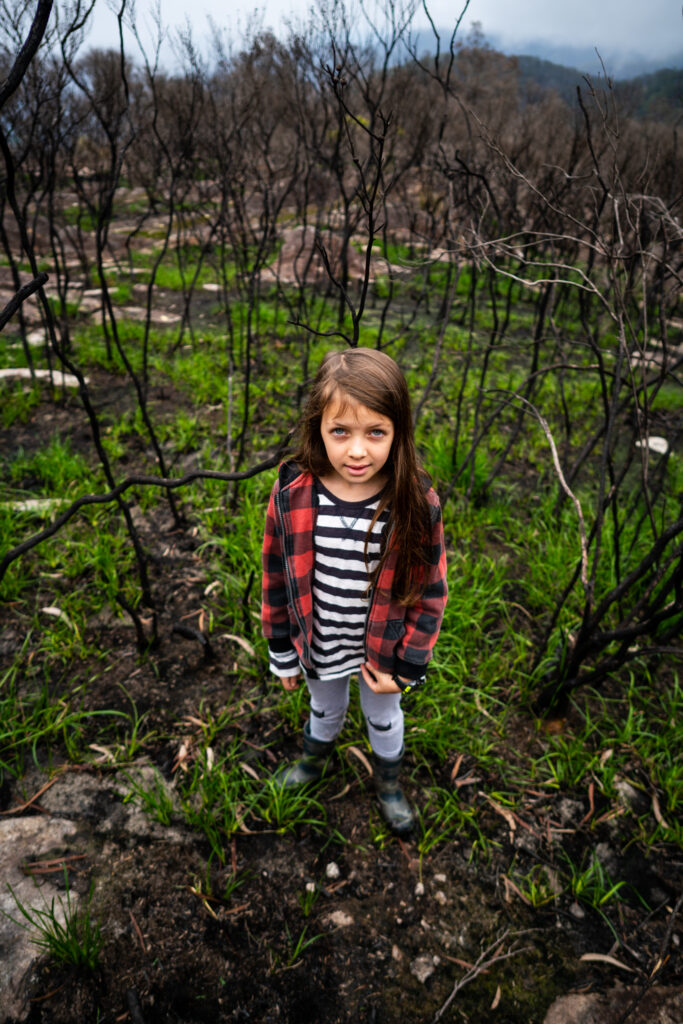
[291, 348, 431, 606]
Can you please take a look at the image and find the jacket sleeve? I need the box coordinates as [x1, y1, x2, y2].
[261, 484, 295, 655]
[393, 491, 448, 679]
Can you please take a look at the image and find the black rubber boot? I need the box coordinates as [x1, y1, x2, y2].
[372, 748, 415, 835]
[280, 720, 335, 787]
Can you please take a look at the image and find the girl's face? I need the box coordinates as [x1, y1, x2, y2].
[319, 394, 394, 500]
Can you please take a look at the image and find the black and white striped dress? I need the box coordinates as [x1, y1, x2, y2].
[268, 480, 390, 680]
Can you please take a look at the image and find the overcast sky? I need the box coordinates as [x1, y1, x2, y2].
[80, 0, 683, 71]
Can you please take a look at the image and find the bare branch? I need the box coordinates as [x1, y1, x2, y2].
[0, 272, 49, 331]
[0, 0, 53, 112]
[0, 445, 290, 584]
[434, 930, 534, 1021]
[489, 391, 591, 594]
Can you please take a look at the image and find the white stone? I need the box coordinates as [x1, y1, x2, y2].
[635, 436, 669, 455]
[116, 306, 181, 325]
[7, 330, 46, 348]
[414, 881, 425, 897]
[410, 954, 438, 983]
[325, 910, 354, 928]
[325, 862, 340, 880]
[0, 499, 66, 514]
[0, 368, 86, 388]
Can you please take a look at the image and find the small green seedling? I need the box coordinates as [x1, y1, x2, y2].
[5, 870, 102, 970]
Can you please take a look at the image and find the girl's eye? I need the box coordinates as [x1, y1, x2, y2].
[331, 427, 347, 436]
[369, 429, 386, 438]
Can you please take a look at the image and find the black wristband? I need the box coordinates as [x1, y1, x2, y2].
[393, 673, 426, 697]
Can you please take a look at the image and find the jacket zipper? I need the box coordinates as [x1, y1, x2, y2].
[363, 584, 376, 663]
[364, 519, 392, 662]
[274, 488, 311, 664]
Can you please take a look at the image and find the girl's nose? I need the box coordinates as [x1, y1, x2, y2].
[349, 435, 366, 457]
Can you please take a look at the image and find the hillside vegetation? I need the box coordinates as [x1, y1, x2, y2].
[517, 55, 683, 121]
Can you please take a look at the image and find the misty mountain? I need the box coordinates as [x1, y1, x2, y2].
[515, 56, 682, 124]
[485, 35, 683, 80]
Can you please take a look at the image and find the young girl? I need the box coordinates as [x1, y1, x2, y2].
[261, 348, 448, 834]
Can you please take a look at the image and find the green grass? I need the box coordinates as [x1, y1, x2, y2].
[176, 739, 257, 863]
[5, 871, 102, 971]
[0, 653, 131, 783]
[0, 380, 42, 426]
[125, 246, 222, 291]
[4, 437, 94, 494]
[123, 767, 175, 825]
[60, 206, 97, 232]
[252, 777, 328, 834]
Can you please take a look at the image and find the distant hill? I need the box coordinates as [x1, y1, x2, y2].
[484, 34, 683, 80]
[407, 28, 682, 124]
[613, 67, 683, 122]
[515, 55, 587, 107]
[515, 55, 682, 123]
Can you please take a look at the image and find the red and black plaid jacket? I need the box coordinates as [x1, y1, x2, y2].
[261, 461, 448, 680]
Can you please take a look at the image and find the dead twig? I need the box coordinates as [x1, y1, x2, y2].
[22, 854, 87, 877]
[0, 772, 63, 816]
[29, 982, 66, 1004]
[490, 392, 590, 593]
[129, 910, 147, 954]
[171, 622, 214, 659]
[433, 929, 534, 1022]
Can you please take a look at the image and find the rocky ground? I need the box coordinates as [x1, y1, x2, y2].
[1, 731, 681, 1023]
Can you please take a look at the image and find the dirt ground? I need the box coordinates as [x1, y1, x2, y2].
[1, 365, 682, 1024]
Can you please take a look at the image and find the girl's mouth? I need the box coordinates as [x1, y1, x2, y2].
[346, 464, 369, 475]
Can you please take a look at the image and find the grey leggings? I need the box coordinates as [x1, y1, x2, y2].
[305, 672, 403, 760]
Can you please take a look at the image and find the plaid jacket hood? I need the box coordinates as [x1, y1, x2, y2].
[261, 461, 448, 680]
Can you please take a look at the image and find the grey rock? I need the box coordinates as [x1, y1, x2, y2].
[0, 817, 79, 1021]
[543, 993, 599, 1024]
[543, 986, 683, 1024]
[0, 768, 186, 1021]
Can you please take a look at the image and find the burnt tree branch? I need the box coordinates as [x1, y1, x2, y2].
[0, 272, 48, 331]
[0, 0, 53, 112]
[0, 447, 289, 584]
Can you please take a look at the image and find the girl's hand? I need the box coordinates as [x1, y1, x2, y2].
[361, 663, 401, 694]
[280, 673, 301, 691]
